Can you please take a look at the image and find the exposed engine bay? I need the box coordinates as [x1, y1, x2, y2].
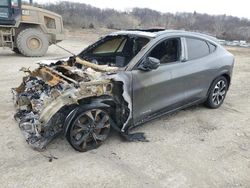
[12, 56, 132, 151]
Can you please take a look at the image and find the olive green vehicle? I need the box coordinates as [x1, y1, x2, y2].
[0, 0, 64, 57]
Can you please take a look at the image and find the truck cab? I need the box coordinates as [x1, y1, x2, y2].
[0, 0, 21, 25]
[0, 0, 64, 57]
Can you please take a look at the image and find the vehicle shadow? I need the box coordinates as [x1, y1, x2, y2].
[0, 48, 66, 59]
[130, 104, 207, 132]
[44, 104, 207, 154]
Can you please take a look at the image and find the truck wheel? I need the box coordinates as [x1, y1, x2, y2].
[17, 28, 49, 57]
[12, 47, 21, 54]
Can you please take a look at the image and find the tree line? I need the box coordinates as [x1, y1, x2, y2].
[41, 1, 250, 41]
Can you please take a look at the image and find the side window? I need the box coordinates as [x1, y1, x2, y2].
[0, 0, 9, 19]
[207, 42, 216, 53]
[0, 8, 9, 18]
[11, 0, 18, 7]
[186, 38, 210, 60]
[44, 16, 56, 29]
[149, 38, 181, 64]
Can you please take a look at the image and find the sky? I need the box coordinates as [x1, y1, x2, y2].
[34, 0, 250, 19]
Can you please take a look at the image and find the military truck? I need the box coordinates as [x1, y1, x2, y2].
[0, 0, 64, 57]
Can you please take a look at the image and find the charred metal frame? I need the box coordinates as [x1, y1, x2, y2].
[12, 56, 132, 150]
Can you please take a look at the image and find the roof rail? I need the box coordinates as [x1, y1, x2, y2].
[126, 28, 165, 32]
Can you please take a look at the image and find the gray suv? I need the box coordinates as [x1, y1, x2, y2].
[13, 29, 234, 152]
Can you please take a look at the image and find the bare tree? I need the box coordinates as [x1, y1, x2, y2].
[42, 1, 250, 41]
[213, 15, 226, 38]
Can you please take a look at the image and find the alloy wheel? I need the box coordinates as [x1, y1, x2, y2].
[212, 80, 227, 106]
[69, 109, 110, 151]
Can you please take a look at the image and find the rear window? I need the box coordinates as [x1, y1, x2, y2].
[186, 38, 210, 60]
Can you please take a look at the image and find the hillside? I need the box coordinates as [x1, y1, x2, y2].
[41, 1, 250, 41]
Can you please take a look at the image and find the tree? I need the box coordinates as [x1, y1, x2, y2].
[42, 1, 250, 41]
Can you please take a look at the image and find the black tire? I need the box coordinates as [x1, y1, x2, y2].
[66, 107, 111, 152]
[16, 28, 49, 57]
[12, 47, 21, 54]
[205, 76, 228, 109]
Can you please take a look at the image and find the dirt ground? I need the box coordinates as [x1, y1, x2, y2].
[0, 30, 249, 188]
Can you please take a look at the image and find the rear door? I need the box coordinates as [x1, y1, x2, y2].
[183, 37, 217, 102]
[131, 37, 188, 124]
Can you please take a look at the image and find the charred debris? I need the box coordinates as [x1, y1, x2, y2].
[12, 56, 145, 151]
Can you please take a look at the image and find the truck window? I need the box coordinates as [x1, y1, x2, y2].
[11, 0, 18, 7]
[0, 0, 8, 6]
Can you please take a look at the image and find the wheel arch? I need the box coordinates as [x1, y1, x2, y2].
[63, 97, 117, 136]
[15, 22, 47, 34]
[221, 73, 231, 87]
[207, 72, 231, 97]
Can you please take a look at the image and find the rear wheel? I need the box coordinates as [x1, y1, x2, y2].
[205, 76, 228, 109]
[66, 108, 111, 152]
[16, 28, 49, 57]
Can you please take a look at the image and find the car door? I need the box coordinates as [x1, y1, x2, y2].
[131, 37, 188, 125]
[183, 37, 216, 102]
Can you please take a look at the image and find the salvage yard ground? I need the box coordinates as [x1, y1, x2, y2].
[0, 29, 249, 188]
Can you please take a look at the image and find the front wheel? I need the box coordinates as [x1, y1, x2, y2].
[66, 108, 111, 152]
[16, 28, 49, 57]
[205, 76, 228, 109]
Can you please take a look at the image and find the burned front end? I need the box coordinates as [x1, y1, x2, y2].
[12, 57, 127, 150]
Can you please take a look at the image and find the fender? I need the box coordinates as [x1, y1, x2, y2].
[63, 98, 119, 136]
[206, 72, 231, 98]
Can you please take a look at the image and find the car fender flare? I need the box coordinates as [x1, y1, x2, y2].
[206, 71, 231, 97]
[218, 69, 231, 78]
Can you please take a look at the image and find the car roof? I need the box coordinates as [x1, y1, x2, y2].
[110, 29, 219, 43]
[109, 30, 158, 38]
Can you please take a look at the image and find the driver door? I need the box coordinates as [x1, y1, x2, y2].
[132, 37, 187, 124]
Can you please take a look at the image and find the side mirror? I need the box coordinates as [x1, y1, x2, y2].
[138, 57, 160, 71]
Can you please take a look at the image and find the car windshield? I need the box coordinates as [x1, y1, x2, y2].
[79, 35, 150, 67]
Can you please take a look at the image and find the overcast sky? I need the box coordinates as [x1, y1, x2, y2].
[34, 0, 250, 19]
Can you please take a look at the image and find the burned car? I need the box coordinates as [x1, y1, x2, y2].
[12, 29, 235, 152]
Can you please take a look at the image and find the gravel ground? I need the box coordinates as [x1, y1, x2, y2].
[0, 32, 249, 188]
